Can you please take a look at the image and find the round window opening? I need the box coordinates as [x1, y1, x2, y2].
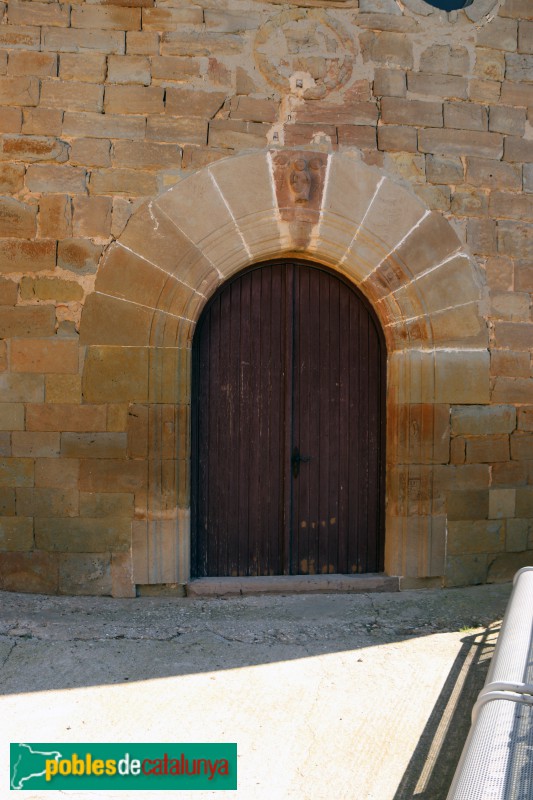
[423, 0, 473, 8]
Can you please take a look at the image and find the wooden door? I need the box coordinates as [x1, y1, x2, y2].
[191, 260, 385, 578]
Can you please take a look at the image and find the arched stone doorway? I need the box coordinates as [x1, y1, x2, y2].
[79, 148, 487, 591]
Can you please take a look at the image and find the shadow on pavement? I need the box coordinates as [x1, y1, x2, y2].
[392, 624, 499, 800]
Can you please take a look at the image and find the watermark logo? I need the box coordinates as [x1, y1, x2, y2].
[10, 743, 237, 791]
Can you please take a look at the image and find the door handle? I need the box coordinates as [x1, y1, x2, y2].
[291, 446, 311, 478]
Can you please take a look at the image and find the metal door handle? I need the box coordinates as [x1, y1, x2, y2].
[291, 446, 311, 478]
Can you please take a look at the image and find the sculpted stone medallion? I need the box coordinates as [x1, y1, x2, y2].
[254, 9, 356, 98]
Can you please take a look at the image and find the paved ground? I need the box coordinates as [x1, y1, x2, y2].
[0, 583, 512, 800]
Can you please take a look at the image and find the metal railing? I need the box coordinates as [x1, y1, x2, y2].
[447, 567, 533, 800]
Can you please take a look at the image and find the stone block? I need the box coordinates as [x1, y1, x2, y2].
[46, 374, 82, 404]
[9, 0, 69, 26]
[507, 519, 530, 552]
[0, 25, 40, 51]
[26, 404, 106, 433]
[377, 126, 417, 152]
[0, 75, 39, 105]
[71, 4, 141, 29]
[0, 517, 33, 551]
[107, 55, 151, 85]
[61, 432, 127, 459]
[505, 53, 533, 81]
[58, 53, 107, 83]
[8, 50, 57, 78]
[492, 378, 533, 404]
[161, 31, 243, 58]
[70, 138, 111, 168]
[519, 20, 533, 53]
[477, 17, 518, 51]
[451, 190, 488, 217]
[0, 457, 33, 487]
[165, 88, 227, 119]
[0, 163, 24, 193]
[12, 432, 60, 458]
[0, 403, 24, 431]
[150, 55, 202, 81]
[104, 84, 164, 115]
[469, 79, 502, 104]
[499, 219, 533, 260]
[0, 197, 36, 238]
[494, 321, 533, 349]
[425, 155, 464, 184]
[35, 457, 79, 489]
[79, 458, 147, 493]
[146, 116, 207, 145]
[525, 165, 533, 193]
[445, 553, 488, 587]
[42, 28, 126, 56]
[0, 373, 43, 403]
[418, 129, 503, 159]
[11, 339, 79, 374]
[467, 218, 497, 255]
[336, 126, 377, 149]
[489, 488, 516, 519]
[0, 550, 59, 593]
[373, 68, 406, 97]
[40, 80, 103, 113]
[501, 0, 533, 19]
[511, 432, 533, 460]
[79, 492, 134, 518]
[36, 516, 131, 552]
[444, 102, 488, 131]
[465, 157, 521, 189]
[111, 551, 135, 598]
[63, 111, 145, 140]
[107, 404, 128, 433]
[38, 195, 73, 240]
[0, 107, 22, 133]
[0, 488, 15, 516]
[504, 136, 533, 162]
[447, 519, 504, 555]
[451, 405, 516, 435]
[2, 131, 68, 162]
[419, 44, 470, 76]
[490, 191, 533, 221]
[485, 257, 513, 291]
[57, 238, 103, 274]
[515, 487, 533, 516]
[20, 276, 84, 304]
[490, 292, 530, 320]
[474, 48, 505, 81]
[89, 169, 159, 197]
[58, 553, 112, 596]
[518, 407, 533, 431]
[73, 198, 112, 240]
[491, 350, 530, 378]
[82, 346, 149, 403]
[16, 487, 78, 518]
[489, 105, 526, 135]
[0, 306, 56, 338]
[26, 164, 87, 194]
[381, 96, 442, 127]
[447, 490, 489, 520]
[111, 141, 182, 170]
[487, 551, 533, 584]
[208, 119, 270, 149]
[407, 71, 467, 99]
[492, 460, 528, 486]
[500, 81, 533, 106]
[361, 31, 413, 69]
[465, 435, 510, 463]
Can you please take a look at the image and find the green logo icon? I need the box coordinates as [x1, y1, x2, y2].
[10, 743, 237, 791]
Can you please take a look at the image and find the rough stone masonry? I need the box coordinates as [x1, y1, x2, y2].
[0, 0, 532, 596]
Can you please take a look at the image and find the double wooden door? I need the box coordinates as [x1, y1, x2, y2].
[191, 261, 385, 578]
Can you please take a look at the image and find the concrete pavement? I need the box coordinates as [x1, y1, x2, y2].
[0, 583, 512, 799]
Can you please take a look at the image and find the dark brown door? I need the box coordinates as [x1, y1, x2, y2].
[191, 260, 385, 578]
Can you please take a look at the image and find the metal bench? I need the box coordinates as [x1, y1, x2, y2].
[447, 567, 533, 800]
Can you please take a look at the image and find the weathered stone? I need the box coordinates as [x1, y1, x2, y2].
[12, 431, 60, 458]
[79, 458, 147, 493]
[42, 28, 125, 56]
[491, 350, 530, 378]
[511, 432, 533, 460]
[0, 517, 33, 551]
[378, 126, 417, 153]
[150, 55, 202, 81]
[70, 138, 111, 168]
[373, 68, 406, 97]
[518, 407, 533, 431]
[82, 346, 149, 403]
[425, 155, 464, 184]
[89, 168, 158, 197]
[445, 553, 488, 587]
[72, 196, 112, 239]
[0, 163, 24, 193]
[0, 306, 56, 338]
[58, 553, 111, 596]
[0, 457, 33, 487]
[503, 136, 533, 162]
[465, 435, 510, 463]
[8, 51, 57, 77]
[104, 84, 164, 115]
[0, 551, 59, 593]
[27, 404, 106, 433]
[0, 197, 36, 237]
[475, 49, 505, 82]
[519, 21, 533, 54]
[447, 491, 489, 521]
[435, 351, 490, 404]
[489, 105, 526, 135]
[40, 80, 103, 113]
[0, 75, 39, 105]
[361, 31, 413, 69]
[16, 487, 78, 518]
[45, 374, 82, 404]
[489, 488, 516, 519]
[61, 432, 127, 459]
[505, 53, 533, 82]
[419, 129, 503, 158]
[79, 492, 134, 518]
[0, 403, 24, 431]
[0, 374, 43, 403]
[407, 72, 467, 100]
[451, 405, 516, 435]
[57, 238, 103, 274]
[36, 517, 131, 552]
[112, 141, 182, 170]
[381, 96, 442, 127]
[498, 221, 533, 258]
[447, 520, 504, 555]
[466, 157, 521, 190]
[63, 111, 145, 139]
[507, 519, 530, 552]
[11, 339, 79, 373]
[419, 44, 470, 76]
[467, 218, 497, 254]
[0, 488, 15, 516]
[477, 17, 518, 52]
[26, 164, 88, 194]
[487, 551, 533, 584]
[515, 487, 533, 517]
[492, 378, 533, 404]
[58, 53, 106, 83]
[444, 102, 488, 131]
[490, 291, 530, 320]
[107, 55, 150, 85]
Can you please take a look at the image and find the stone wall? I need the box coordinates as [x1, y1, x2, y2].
[0, 0, 532, 595]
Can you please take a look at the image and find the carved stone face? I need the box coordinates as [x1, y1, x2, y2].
[289, 159, 311, 203]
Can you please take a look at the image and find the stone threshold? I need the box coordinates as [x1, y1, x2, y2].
[186, 574, 400, 597]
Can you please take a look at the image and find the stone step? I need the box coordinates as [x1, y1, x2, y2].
[186, 573, 400, 597]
